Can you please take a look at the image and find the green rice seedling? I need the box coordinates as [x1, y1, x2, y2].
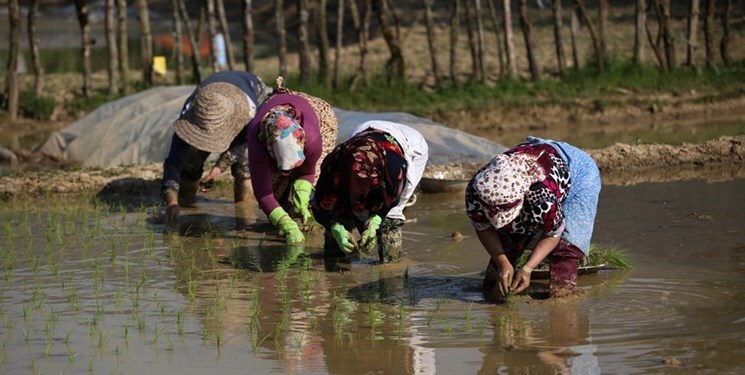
[464, 302, 474, 324]
[176, 309, 185, 335]
[475, 317, 487, 337]
[589, 244, 633, 269]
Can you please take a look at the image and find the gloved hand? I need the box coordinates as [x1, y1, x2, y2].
[331, 223, 357, 254]
[291, 179, 314, 225]
[359, 215, 382, 254]
[268, 207, 305, 244]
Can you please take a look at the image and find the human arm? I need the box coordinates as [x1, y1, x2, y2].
[268, 207, 304, 244]
[475, 227, 514, 298]
[510, 233, 561, 294]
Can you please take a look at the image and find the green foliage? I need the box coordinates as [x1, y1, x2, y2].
[65, 93, 117, 118]
[19, 91, 55, 120]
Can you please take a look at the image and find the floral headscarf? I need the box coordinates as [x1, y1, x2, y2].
[258, 105, 306, 173]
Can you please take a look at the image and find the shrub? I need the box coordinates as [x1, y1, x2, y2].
[19, 91, 55, 120]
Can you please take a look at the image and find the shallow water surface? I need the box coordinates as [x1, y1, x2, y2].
[0, 177, 744, 374]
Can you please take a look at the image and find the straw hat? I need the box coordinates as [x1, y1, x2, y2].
[173, 82, 254, 153]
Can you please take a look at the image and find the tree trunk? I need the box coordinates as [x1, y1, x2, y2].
[74, 0, 92, 97]
[519, 0, 540, 81]
[242, 0, 255, 72]
[486, 0, 505, 78]
[423, 0, 442, 88]
[4, 0, 20, 120]
[474, 0, 487, 82]
[275, 0, 288, 77]
[598, 0, 608, 62]
[317, 0, 332, 88]
[570, 4, 581, 69]
[216, 0, 236, 71]
[573, 0, 604, 72]
[502, 0, 517, 76]
[658, 0, 677, 71]
[551, 0, 566, 75]
[297, 0, 312, 85]
[117, 0, 129, 93]
[720, 0, 732, 66]
[685, 0, 700, 68]
[349, 0, 372, 90]
[646, 0, 667, 69]
[704, 0, 716, 67]
[464, 0, 481, 82]
[178, 0, 202, 83]
[449, 0, 461, 84]
[373, 0, 405, 85]
[633, 0, 646, 66]
[333, 0, 344, 88]
[28, 0, 44, 95]
[136, 0, 153, 87]
[105, 0, 120, 94]
[206, 0, 220, 72]
[171, 0, 184, 84]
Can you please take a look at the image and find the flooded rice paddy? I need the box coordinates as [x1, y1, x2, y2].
[1, 177, 744, 374]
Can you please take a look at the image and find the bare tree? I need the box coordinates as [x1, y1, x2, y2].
[275, 0, 288, 77]
[424, 0, 442, 88]
[333, 0, 344, 88]
[4, 0, 20, 120]
[598, 0, 608, 61]
[449, 0, 461, 84]
[658, 0, 677, 71]
[136, 0, 154, 87]
[206, 0, 220, 72]
[28, 0, 43, 94]
[349, 0, 372, 90]
[720, 0, 732, 66]
[171, 0, 184, 84]
[646, 0, 667, 69]
[633, 0, 646, 66]
[486, 0, 505, 78]
[519, 0, 540, 81]
[178, 0, 202, 83]
[570, 3, 581, 69]
[474, 0, 487, 82]
[216, 0, 236, 70]
[105, 0, 120, 94]
[502, 0, 517, 76]
[74, 0, 92, 97]
[317, 0, 332, 88]
[551, 0, 566, 75]
[242, 0, 256, 72]
[686, 0, 701, 68]
[117, 0, 129, 93]
[704, 0, 716, 66]
[464, 0, 482, 82]
[373, 0, 405, 85]
[297, 0, 313, 85]
[573, 0, 604, 72]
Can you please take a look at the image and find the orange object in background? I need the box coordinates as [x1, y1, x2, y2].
[153, 34, 211, 58]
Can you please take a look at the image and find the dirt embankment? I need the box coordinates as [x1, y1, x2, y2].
[1, 135, 742, 198]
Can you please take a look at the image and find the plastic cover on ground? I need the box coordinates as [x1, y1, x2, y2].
[38, 86, 507, 169]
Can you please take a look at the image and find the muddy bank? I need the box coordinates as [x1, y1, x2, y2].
[1, 136, 742, 198]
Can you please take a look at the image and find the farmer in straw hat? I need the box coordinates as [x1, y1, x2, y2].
[162, 71, 268, 223]
[465, 136, 601, 301]
[312, 120, 428, 263]
[247, 77, 339, 244]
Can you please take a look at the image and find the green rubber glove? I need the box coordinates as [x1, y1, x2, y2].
[291, 179, 314, 225]
[331, 223, 357, 254]
[268, 207, 305, 244]
[359, 215, 382, 254]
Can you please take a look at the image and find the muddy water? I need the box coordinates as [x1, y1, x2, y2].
[1, 177, 744, 374]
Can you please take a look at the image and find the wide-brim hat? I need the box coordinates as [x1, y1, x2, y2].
[468, 153, 545, 229]
[173, 82, 254, 153]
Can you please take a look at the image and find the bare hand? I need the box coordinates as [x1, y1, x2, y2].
[200, 166, 222, 190]
[164, 203, 180, 223]
[498, 262, 515, 298]
[510, 267, 532, 294]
